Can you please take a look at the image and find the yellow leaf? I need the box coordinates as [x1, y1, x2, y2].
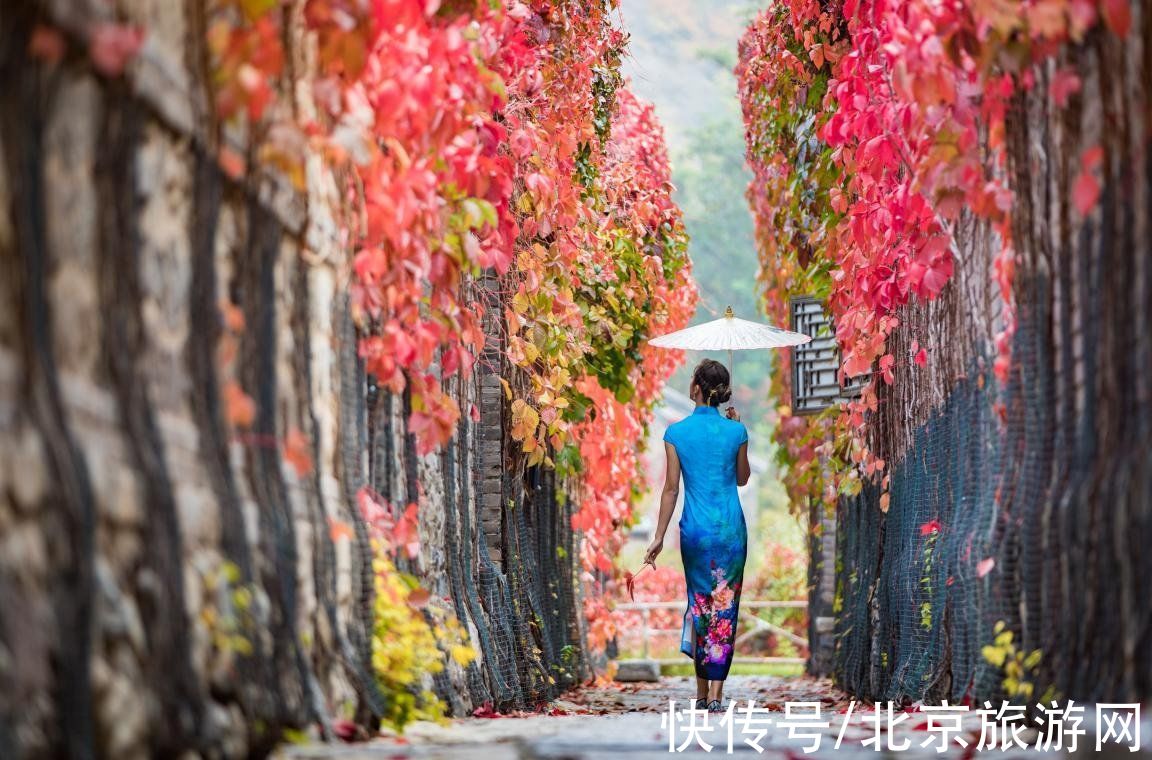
[527, 446, 546, 467]
[982, 645, 1007, 667]
[510, 399, 540, 442]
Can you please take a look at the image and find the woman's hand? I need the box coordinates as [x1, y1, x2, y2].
[643, 538, 663, 566]
[725, 405, 740, 421]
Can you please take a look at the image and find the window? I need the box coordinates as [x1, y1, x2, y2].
[789, 296, 865, 414]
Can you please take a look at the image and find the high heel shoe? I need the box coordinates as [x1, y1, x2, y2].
[707, 699, 724, 713]
[693, 698, 707, 710]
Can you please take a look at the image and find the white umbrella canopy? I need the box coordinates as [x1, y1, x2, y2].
[648, 305, 811, 385]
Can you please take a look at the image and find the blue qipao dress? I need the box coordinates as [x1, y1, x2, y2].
[662, 405, 749, 681]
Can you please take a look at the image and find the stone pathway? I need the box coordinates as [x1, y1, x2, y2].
[278, 676, 1143, 759]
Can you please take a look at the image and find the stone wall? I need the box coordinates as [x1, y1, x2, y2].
[0, 3, 586, 758]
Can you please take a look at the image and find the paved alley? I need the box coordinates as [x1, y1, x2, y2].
[278, 676, 1143, 759]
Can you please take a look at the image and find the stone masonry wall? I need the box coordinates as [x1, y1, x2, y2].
[0, 2, 587, 758]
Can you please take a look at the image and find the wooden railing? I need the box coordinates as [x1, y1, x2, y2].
[614, 600, 809, 665]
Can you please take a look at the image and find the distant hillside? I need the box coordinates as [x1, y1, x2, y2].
[620, 0, 753, 157]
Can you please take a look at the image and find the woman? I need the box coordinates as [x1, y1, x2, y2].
[644, 359, 750, 712]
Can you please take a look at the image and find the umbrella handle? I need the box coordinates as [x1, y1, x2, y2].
[728, 349, 734, 388]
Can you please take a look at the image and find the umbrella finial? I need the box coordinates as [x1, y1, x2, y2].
[724, 305, 734, 319]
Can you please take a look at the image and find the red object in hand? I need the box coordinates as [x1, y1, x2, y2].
[626, 561, 655, 602]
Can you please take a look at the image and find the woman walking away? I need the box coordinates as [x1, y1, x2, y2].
[645, 359, 750, 712]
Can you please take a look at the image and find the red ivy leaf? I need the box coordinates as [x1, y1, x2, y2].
[88, 23, 145, 77]
[1048, 68, 1081, 107]
[331, 717, 358, 742]
[1073, 171, 1101, 214]
[1101, 0, 1132, 38]
[879, 353, 896, 385]
[1081, 144, 1104, 171]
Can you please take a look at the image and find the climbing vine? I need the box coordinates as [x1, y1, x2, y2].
[737, 0, 1123, 507]
[205, 0, 693, 680]
[568, 89, 695, 587]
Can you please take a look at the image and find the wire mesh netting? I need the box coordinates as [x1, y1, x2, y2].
[399, 272, 588, 714]
[830, 29, 1152, 703]
[835, 269, 1151, 705]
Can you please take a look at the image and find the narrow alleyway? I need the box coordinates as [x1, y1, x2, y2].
[3, 2, 1152, 759]
[277, 676, 1102, 759]
[279, 676, 837, 759]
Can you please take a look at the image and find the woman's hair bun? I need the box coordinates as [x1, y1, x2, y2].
[692, 359, 732, 407]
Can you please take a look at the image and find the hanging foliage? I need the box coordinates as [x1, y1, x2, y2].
[206, 0, 695, 670]
[737, 0, 1117, 507]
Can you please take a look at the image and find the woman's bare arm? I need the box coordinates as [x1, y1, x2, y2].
[736, 442, 751, 487]
[725, 407, 752, 487]
[644, 442, 681, 565]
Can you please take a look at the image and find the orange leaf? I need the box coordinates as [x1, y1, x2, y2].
[220, 299, 245, 332]
[223, 381, 256, 429]
[283, 428, 313, 477]
[328, 518, 353, 543]
[218, 146, 246, 180]
[28, 24, 65, 64]
[407, 587, 431, 609]
[510, 399, 540, 442]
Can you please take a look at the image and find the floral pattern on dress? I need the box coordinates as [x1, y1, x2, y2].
[693, 566, 741, 665]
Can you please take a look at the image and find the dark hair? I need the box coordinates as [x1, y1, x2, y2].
[692, 359, 731, 407]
